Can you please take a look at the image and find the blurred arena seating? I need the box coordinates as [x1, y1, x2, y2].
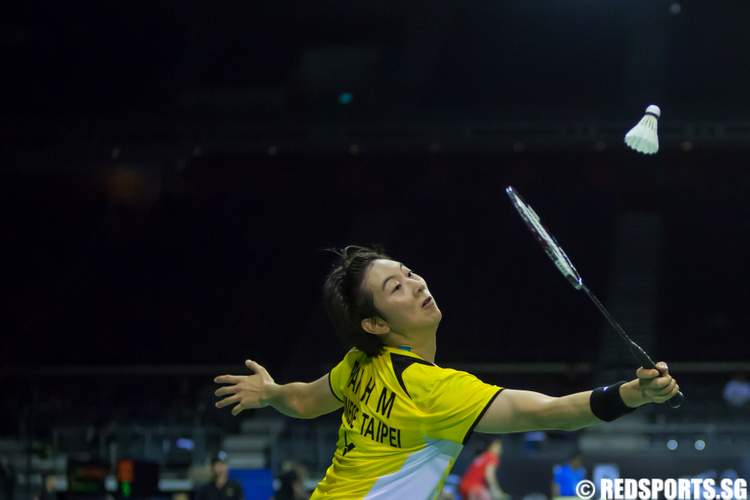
[2, 362, 748, 496]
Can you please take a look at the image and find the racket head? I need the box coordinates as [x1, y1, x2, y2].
[505, 186, 584, 290]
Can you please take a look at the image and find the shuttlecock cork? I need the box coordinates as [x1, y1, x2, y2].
[625, 104, 660, 154]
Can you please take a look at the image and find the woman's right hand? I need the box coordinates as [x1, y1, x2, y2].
[214, 359, 276, 416]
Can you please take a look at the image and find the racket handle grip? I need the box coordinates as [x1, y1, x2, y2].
[668, 390, 685, 409]
[633, 347, 684, 409]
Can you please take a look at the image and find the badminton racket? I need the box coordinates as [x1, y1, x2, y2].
[505, 186, 684, 409]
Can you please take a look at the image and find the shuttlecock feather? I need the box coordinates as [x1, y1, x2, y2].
[625, 104, 660, 154]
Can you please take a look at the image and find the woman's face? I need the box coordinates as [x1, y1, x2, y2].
[362, 259, 442, 335]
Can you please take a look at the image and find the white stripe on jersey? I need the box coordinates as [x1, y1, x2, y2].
[365, 439, 462, 499]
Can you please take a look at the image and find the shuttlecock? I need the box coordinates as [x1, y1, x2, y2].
[625, 104, 660, 154]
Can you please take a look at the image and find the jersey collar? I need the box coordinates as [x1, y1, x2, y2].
[383, 345, 433, 364]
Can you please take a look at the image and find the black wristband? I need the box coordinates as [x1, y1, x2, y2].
[590, 381, 637, 422]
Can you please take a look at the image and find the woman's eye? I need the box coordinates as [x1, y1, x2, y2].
[393, 284, 402, 293]
[407, 271, 413, 277]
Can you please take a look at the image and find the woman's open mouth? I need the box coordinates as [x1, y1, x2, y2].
[421, 296, 433, 308]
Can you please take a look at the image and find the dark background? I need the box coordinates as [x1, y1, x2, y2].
[5, 153, 750, 372]
[3, 1, 750, 497]
[4, 1, 749, 376]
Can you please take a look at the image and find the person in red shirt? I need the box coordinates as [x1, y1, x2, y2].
[459, 439, 506, 500]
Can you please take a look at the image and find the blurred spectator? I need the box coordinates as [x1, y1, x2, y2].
[274, 461, 308, 500]
[33, 473, 57, 500]
[551, 453, 586, 497]
[0, 458, 15, 500]
[194, 452, 244, 500]
[459, 439, 506, 500]
[723, 373, 750, 408]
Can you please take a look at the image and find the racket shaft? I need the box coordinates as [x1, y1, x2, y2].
[505, 187, 683, 408]
[581, 286, 648, 359]
[582, 286, 684, 408]
[628, 343, 657, 370]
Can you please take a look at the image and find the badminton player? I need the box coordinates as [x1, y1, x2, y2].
[214, 246, 680, 499]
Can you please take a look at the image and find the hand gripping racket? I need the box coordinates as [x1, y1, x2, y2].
[506, 186, 684, 409]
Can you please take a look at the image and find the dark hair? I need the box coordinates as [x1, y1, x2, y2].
[322, 245, 390, 356]
[211, 450, 228, 464]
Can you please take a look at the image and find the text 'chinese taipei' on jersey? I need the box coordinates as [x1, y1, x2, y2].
[311, 346, 503, 499]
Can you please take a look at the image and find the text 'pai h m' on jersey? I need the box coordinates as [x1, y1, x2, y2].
[311, 346, 503, 499]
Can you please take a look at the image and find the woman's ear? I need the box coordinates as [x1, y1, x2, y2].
[361, 316, 390, 335]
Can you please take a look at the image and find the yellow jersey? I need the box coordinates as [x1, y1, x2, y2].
[311, 346, 503, 499]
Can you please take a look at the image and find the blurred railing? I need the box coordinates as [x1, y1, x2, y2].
[8, 117, 750, 167]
